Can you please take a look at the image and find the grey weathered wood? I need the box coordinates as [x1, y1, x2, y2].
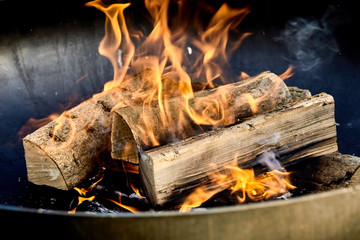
[288, 86, 311, 101]
[139, 93, 338, 206]
[22, 69, 159, 190]
[23, 87, 130, 190]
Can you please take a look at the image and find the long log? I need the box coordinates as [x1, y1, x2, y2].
[139, 93, 338, 207]
[111, 71, 293, 164]
[23, 70, 216, 190]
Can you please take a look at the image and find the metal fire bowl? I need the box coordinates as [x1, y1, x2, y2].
[1, 1, 360, 239]
[2, 186, 360, 240]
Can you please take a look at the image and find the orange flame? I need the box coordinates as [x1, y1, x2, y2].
[17, 113, 60, 140]
[68, 164, 144, 213]
[86, 0, 134, 91]
[279, 65, 294, 81]
[49, 112, 77, 147]
[107, 197, 140, 213]
[67, 1, 295, 212]
[84, 0, 258, 149]
[15, 1, 297, 213]
[180, 162, 295, 212]
[68, 176, 103, 213]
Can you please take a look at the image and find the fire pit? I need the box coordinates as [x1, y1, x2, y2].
[1, 0, 360, 239]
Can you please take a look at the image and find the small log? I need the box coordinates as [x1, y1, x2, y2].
[111, 71, 293, 163]
[139, 93, 338, 207]
[23, 70, 216, 190]
[23, 88, 129, 190]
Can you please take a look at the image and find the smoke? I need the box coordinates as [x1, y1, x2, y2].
[256, 150, 282, 171]
[276, 7, 339, 71]
[255, 134, 285, 171]
[255, 147, 294, 199]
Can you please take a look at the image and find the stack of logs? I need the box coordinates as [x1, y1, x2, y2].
[23, 71, 338, 207]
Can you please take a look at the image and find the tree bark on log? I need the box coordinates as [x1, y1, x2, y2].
[111, 71, 293, 164]
[23, 88, 129, 190]
[139, 93, 338, 207]
[23, 70, 216, 190]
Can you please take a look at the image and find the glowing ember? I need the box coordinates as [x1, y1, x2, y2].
[68, 167, 144, 213]
[68, 176, 103, 213]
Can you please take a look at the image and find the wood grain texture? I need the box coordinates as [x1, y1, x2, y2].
[23, 69, 219, 190]
[112, 71, 293, 163]
[139, 93, 338, 207]
[23, 87, 129, 190]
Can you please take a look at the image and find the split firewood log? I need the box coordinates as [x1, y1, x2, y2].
[23, 87, 128, 190]
[23, 69, 214, 190]
[139, 93, 338, 207]
[111, 71, 293, 164]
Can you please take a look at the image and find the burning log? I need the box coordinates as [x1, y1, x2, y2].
[23, 88, 128, 190]
[23, 70, 217, 190]
[111, 71, 293, 164]
[139, 93, 338, 207]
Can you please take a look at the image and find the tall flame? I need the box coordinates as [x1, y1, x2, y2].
[86, 1, 134, 91]
[86, 0, 254, 148]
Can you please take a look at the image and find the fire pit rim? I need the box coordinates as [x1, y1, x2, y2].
[1, 185, 359, 218]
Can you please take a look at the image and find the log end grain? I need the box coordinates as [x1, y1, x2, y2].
[23, 93, 119, 190]
[111, 111, 139, 164]
[23, 139, 68, 190]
